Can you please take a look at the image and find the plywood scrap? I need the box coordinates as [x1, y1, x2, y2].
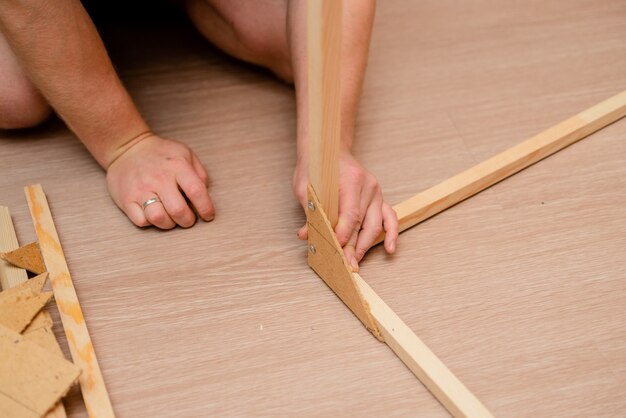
[0, 324, 79, 418]
[1, 242, 46, 275]
[0, 287, 53, 333]
[0, 272, 49, 299]
[0, 210, 68, 418]
[0, 206, 29, 290]
[23, 309, 54, 334]
[24, 326, 64, 358]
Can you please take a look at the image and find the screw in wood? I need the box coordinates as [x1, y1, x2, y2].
[309, 244, 316, 254]
[307, 200, 315, 211]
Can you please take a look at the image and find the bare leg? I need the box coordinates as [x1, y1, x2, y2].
[185, 0, 398, 267]
[184, 0, 292, 82]
[0, 31, 51, 129]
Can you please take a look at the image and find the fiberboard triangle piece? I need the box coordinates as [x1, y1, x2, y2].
[0, 288, 53, 333]
[0, 242, 46, 275]
[0, 323, 80, 418]
[0, 272, 49, 299]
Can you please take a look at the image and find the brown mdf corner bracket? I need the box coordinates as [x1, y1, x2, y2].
[306, 185, 382, 340]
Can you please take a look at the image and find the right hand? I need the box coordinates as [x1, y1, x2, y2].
[106, 134, 215, 229]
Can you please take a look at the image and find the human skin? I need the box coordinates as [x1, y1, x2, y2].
[0, 0, 397, 270]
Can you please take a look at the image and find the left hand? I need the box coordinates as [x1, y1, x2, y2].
[293, 150, 398, 271]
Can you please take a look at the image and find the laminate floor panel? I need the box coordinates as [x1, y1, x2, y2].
[0, 0, 624, 416]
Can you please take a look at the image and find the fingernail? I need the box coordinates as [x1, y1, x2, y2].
[390, 240, 396, 253]
[350, 258, 359, 272]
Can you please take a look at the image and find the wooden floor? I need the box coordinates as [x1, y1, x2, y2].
[1, 1, 625, 416]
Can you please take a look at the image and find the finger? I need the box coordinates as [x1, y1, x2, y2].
[335, 186, 363, 247]
[158, 184, 197, 228]
[343, 227, 360, 272]
[355, 194, 384, 262]
[143, 198, 176, 229]
[382, 202, 399, 254]
[297, 224, 308, 240]
[124, 202, 150, 227]
[177, 165, 215, 222]
[191, 153, 209, 186]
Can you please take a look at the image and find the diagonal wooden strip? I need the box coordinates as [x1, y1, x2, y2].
[0, 288, 53, 333]
[1, 242, 46, 275]
[374, 89, 626, 245]
[0, 323, 79, 418]
[354, 273, 494, 417]
[25, 184, 115, 418]
[0, 206, 29, 290]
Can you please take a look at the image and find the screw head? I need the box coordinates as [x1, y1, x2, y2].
[307, 200, 315, 211]
[309, 244, 316, 254]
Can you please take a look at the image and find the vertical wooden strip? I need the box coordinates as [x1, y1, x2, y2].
[0, 206, 29, 290]
[308, 0, 341, 226]
[25, 184, 115, 418]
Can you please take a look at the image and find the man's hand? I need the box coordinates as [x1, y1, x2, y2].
[106, 135, 215, 229]
[293, 150, 398, 271]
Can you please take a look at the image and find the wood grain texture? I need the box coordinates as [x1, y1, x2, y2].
[307, 0, 341, 225]
[0, 1, 624, 416]
[25, 185, 114, 418]
[374, 90, 626, 244]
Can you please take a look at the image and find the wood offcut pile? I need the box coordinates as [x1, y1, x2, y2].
[0, 242, 80, 418]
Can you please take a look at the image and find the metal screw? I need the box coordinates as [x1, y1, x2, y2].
[307, 200, 315, 211]
[309, 244, 316, 254]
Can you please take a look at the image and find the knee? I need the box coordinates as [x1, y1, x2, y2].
[188, 0, 293, 83]
[0, 85, 51, 130]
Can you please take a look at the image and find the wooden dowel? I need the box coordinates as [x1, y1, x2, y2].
[354, 273, 494, 417]
[25, 184, 115, 418]
[374, 90, 626, 245]
[308, 0, 342, 226]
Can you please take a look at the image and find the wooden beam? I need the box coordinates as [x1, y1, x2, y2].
[307, 0, 341, 225]
[374, 90, 626, 244]
[354, 273, 493, 417]
[25, 184, 115, 418]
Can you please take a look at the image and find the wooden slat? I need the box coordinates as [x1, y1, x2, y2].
[354, 273, 494, 418]
[307, 0, 341, 225]
[0, 206, 29, 290]
[374, 90, 626, 244]
[25, 184, 115, 418]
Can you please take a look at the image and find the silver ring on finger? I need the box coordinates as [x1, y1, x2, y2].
[142, 197, 162, 210]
